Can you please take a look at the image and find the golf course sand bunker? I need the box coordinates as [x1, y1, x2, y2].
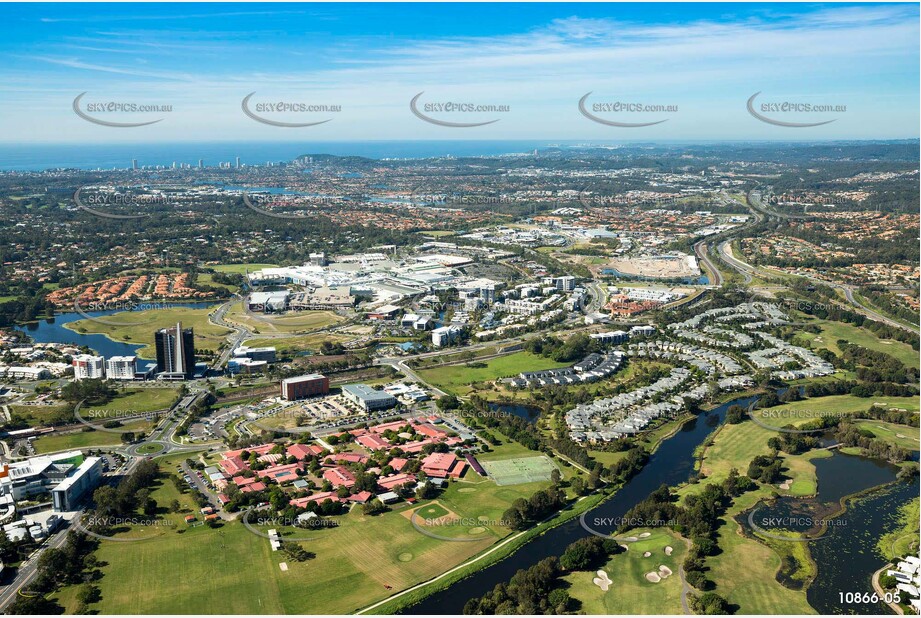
[639, 532, 651, 538]
[778, 481, 791, 490]
[593, 570, 613, 592]
[645, 572, 662, 583]
[664, 546, 673, 556]
[398, 553, 413, 562]
[624, 536, 639, 542]
[643, 551, 652, 557]
[658, 566, 673, 578]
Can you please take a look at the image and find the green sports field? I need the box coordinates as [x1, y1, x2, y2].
[481, 455, 558, 486]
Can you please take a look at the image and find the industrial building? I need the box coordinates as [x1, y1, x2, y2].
[341, 384, 397, 411]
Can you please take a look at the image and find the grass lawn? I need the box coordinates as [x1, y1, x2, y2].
[416, 352, 570, 396]
[588, 449, 629, 467]
[794, 320, 920, 369]
[563, 528, 687, 614]
[196, 273, 240, 292]
[81, 387, 181, 418]
[209, 263, 278, 274]
[33, 419, 153, 453]
[65, 306, 232, 358]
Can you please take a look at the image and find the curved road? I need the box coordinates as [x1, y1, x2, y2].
[693, 240, 722, 287]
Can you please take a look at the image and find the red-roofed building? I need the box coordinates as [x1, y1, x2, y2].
[421, 452, 467, 479]
[388, 457, 409, 472]
[217, 493, 230, 505]
[233, 475, 257, 487]
[370, 420, 409, 434]
[399, 439, 435, 454]
[290, 491, 340, 508]
[240, 481, 267, 493]
[322, 465, 355, 488]
[416, 423, 448, 439]
[287, 443, 326, 461]
[378, 473, 416, 490]
[223, 443, 276, 459]
[258, 462, 303, 485]
[356, 433, 390, 451]
[219, 456, 247, 476]
[323, 452, 369, 466]
[348, 490, 373, 504]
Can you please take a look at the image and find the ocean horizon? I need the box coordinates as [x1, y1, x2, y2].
[1, 139, 915, 172]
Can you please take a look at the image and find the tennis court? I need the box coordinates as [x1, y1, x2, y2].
[481, 455, 558, 486]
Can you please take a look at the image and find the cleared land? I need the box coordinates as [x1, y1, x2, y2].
[66, 306, 231, 358]
[563, 528, 687, 614]
[209, 263, 279, 275]
[226, 303, 343, 334]
[33, 419, 154, 453]
[415, 352, 570, 396]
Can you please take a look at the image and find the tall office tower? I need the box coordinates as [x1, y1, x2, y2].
[235, 156, 241, 169]
[154, 322, 195, 379]
[131, 159, 138, 170]
[198, 159, 203, 169]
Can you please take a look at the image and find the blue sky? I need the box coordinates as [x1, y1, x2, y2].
[1, 2, 918, 142]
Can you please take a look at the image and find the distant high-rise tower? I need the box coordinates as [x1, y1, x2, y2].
[131, 159, 138, 170]
[235, 156, 241, 169]
[198, 159, 203, 169]
[154, 322, 195, 379]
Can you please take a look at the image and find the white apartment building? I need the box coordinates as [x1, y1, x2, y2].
[106, 355, 137, 380]
[72, 354, 105, 380]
